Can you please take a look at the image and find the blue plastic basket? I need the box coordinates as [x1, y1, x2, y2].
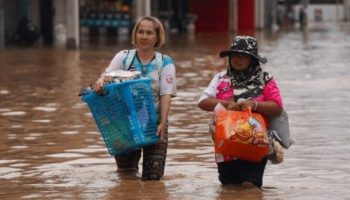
[82, 78, 159, 155]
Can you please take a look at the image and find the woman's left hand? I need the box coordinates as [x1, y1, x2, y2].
[238, 100, 257, 111]
[157, 123, 166, 141]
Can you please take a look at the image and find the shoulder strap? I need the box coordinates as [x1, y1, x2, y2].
[123, 49, 136, 71]
[123, 49, 163, 78]
[155, 52, 163, 77]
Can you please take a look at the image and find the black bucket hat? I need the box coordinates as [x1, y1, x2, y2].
[219, 35, 267, 64]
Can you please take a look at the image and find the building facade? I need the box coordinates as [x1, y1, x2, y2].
[0, 0, 349, 49]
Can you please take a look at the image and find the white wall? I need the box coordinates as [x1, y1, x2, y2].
[294, 4, 345, 22]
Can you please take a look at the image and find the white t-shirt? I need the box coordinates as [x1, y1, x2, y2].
[104, 50, 177, 111]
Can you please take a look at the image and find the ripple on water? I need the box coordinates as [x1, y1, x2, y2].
[11, 146, 28, 149]
[65, 147, 107, 153]
[0, 90, 9, 94]
[61, 131, 79, 135]
[0, 167, 23, 179]
[33, 106, 57, 112]
[46, 153, 86, 158]
[2, 111, 26, 116]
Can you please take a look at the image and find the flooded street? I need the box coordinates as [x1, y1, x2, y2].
[1, 22, 350, 200]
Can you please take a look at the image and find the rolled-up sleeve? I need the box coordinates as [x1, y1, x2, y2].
[261, 79, 283, 108]
[198, 73, 221, 102]
[160, 56, 177, 97]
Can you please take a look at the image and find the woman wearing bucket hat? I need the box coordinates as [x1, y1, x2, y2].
[198, 35, 284, 188]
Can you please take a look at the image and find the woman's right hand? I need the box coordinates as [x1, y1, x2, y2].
[93, 76, 106, 93]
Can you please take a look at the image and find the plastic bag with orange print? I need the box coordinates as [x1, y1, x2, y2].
[214, 107, 269, 162]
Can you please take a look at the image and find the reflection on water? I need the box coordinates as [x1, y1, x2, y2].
[1, 22, 350, 199]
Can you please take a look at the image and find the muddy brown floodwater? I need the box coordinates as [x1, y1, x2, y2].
[1, 22, 350, 200]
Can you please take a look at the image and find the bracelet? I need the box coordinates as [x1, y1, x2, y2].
[254, 101, 258, 111]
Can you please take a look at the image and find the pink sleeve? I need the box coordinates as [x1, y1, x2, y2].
[254, 79, 283, 108]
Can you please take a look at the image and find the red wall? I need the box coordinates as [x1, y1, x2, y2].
[190, 0, 229, 32]
[237, 0, 255, 32]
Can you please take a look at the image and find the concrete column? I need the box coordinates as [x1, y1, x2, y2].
[271, 0, 278, 31]
[65, 0, 79, 49]
[0, 0, 4, 48]
[53, 0, 66, 47]
[229, 0, 236, 32]
[134, 0, 152, 21]
[135, 0, 142, 21]
[144, 0, 151, 16]
[255, 0, 265, 30]
[344, 0, 350, 21]
[229, 0, 238, 33]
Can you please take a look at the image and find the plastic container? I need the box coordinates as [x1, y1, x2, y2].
[82, 78, 159, 155]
